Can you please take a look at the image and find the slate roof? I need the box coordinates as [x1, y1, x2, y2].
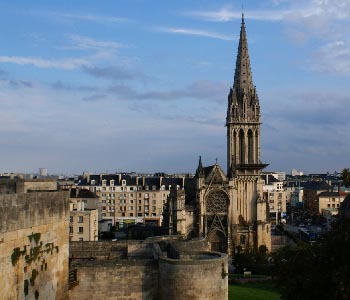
[70, 188, 97, 198]
[318, 191, 340, 198]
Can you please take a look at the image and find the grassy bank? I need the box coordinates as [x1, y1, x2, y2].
[228, 282, 281, 300]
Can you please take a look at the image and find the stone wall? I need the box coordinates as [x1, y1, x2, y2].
[158, 252, 228, 300]
[16, 179, 58, 193]
[0, 192, 70, 300]
[69, 260, 159, 300]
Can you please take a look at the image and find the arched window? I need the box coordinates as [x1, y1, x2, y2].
[239, 129, 245, 164]
[248, 129, 253, 164]
[255, 131, 259, 163]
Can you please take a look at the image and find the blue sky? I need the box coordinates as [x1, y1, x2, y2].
[1, 0, 350, 175]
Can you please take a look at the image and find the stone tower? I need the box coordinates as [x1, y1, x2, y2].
[164, 14, 271, 254]
[226, 14, 270, 250]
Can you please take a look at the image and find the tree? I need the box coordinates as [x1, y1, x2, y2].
[273, 218, 350, 299]
[342, 168, 350, 187]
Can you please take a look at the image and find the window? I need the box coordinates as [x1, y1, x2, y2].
[79, 238, 83, 241]
[152, 206, 156, 212]
[130, 200, 134, 204]
[130, 187, 134, 191]
[78, 227, 84, 233]
[130, 193, 134, 198]
[122, 180, 126, 186]
[122, 213, 125, 217]
[240, 235, 246, 245]
[130, 213, 134, 217]
[70, 216, 73, 223]
[78, 216, 83, 223]
[153, 193, 156, 198]
[152, 200, 157, 205]
[69, 227, 73, 233]
[129, 206, 134, 211]
[138, 213, 142, 217]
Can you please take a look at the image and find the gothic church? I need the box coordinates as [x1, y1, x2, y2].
[164, 15, 271, 254]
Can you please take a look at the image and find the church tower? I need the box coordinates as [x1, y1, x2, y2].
[226, 14, 271, 250]
[164, 14, 271, 254]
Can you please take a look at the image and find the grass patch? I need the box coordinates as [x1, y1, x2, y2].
[229, 282, 281, 300]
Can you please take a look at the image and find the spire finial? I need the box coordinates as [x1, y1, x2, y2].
[242, 2, 244, 23]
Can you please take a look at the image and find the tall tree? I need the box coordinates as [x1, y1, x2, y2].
[342, 168, 350, 187]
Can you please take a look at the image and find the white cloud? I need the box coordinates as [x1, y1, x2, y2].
[66, 35, 124, 51]
[41, 12, 130, 25]
[187, 1, 350, 22]
[157, 27, 234, 40]
[0, 55, 88, 70]
[311, 40, 350, 75]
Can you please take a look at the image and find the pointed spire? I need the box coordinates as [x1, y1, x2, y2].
[233, 12, 254, 92]
[196, 156, 205, 178]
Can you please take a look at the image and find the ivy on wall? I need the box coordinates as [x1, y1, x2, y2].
[10, 232, 60, 299]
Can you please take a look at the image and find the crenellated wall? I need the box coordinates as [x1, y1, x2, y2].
[0, 192, 70, 300]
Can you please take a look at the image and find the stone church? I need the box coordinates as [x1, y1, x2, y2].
[163, 15, 271, 255]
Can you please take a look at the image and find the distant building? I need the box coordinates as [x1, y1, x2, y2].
[262, 174, 288, 224]
[39, 168, 48, 177]
[318, 191, 346, 216]
[291, 169, 304, 176]
[69, 189, 99, 241]
[77, 174, 185, 228]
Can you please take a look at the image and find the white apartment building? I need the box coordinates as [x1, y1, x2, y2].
[77, 174, 185, 228]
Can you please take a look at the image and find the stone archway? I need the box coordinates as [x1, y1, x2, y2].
[208, 230, 227, 252]
[205, 189, 229, 253]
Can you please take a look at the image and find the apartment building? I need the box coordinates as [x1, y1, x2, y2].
[69, 189, 99, 241]
[318, 191, 346, 215]
[262, 174, 288, 224]
[77, 174, 185, 228]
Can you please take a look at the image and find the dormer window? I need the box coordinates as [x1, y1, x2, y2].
[91, 180, 95, 185]
[122, 180, 126, 186]
[145, 186, 149, 191]
[102, 180, 107, 186]
[152, 185, 156, 191]
[110, 180, 114, 186]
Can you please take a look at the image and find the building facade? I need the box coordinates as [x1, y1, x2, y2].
[69, 189, 99, 241]
[77, 174, 185, 228]
[164, 15, 271, 254]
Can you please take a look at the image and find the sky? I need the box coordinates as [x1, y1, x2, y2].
[0, 0, 350, 175]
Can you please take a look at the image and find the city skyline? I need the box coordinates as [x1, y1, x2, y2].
[1, 0, 350, 174]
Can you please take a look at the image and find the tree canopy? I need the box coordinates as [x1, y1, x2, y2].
[273, 218, 350, 300]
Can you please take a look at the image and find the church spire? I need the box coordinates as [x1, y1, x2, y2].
[233, 13, 254, 92]
[196, 156, 205, 178]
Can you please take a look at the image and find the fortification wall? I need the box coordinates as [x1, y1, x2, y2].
[68, 260, 159, 300]
[159, 252, 228, 300]
[0, 192, 70, 300]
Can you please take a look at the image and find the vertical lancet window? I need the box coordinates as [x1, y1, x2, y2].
[239, 129, 245, 164]
[248, 130, 253, 164]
